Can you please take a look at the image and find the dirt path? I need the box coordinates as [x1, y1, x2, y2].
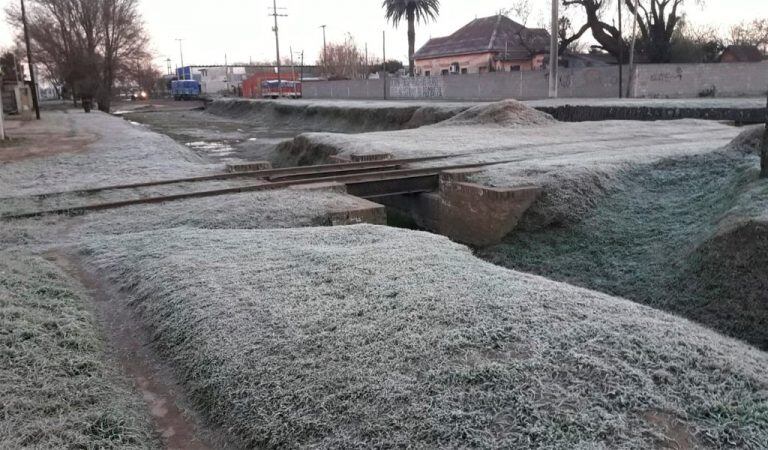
[48, 251, 233, 450]
[1, 111, 98, 162]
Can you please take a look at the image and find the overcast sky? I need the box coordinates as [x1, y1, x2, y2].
[1, 0, 766, 71]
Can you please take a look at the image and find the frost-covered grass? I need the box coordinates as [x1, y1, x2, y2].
[0, 178, 264, 217]
[0, 110, 218, 197]
[78, 225, 768, 448]
[278, 108, 741, 180]
[479, 134, 768, 348]
[0, 252, 158, 449]
[0, 189, 375, 250]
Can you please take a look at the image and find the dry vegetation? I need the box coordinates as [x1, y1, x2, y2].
[77, 225, 768, 448]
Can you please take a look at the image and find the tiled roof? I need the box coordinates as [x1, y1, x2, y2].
[415, 15, 550, 61]
[720, 45, 764, 62]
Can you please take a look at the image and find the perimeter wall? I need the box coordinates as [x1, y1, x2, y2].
[302, 62, 768, 101]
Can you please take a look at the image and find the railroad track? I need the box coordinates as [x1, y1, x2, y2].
[2, 156, 519, 219]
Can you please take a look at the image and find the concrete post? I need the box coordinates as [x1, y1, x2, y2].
[0, 93, 5, 140]
[548, 0, 558, 98]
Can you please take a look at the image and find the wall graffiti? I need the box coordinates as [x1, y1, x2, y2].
[389, 77, 445, 98]
[649, 67, 684, 82]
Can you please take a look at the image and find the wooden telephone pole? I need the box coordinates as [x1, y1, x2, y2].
[21, 0, 40, 119]
[270, 0, 287, 97]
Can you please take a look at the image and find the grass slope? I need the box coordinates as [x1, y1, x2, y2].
[0, 252, 158, 449]
[79, 225, 768, 448]
[479, 144, 768, 348]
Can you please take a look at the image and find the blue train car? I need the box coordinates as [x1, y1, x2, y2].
[171, 80, 201, 100]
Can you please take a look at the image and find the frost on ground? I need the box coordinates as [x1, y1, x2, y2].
[206, 98, 474, 132]
[0, 189, 375, 250]
[78, 225, 768, 449]
[276, 101, 742, 217]
[436, 99, 556, 127]
[480, 126, 768, 348]
[0, 110, 219, 197]
[0, 252, 158, 449]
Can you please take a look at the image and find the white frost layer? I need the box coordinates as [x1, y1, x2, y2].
[1, 189, 371, 250]
[298, 119, 741, 188]
[0, 110, 219, 197]
[80, 225, 768, 448]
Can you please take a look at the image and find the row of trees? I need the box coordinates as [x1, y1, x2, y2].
[4, 0, 154, 112]
[318, 34, 404, 80]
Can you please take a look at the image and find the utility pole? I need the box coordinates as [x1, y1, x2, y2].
[627, 0, 640, 98]
[300, 51, 304, 84]
[225, 53, 230, 93]
[166, 58, 172, 76]
[290, 47, 296, 83]
[382, 31, 387, 100]
[176, 38, 185, 79]
[548, 0, 558, 98]
[320, 25, 328, 77]
[21, 0, 40, 119]
[270, 0, 287, 97]
[618, 0, 623, 98]
[365, 42, 369, 79]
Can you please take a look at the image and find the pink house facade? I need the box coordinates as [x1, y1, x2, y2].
[414, 15, 550, 76]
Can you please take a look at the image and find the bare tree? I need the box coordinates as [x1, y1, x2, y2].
[729, 19, 768, 53]
[4, 0, 150, 112]
[317, 35, 368, 80]
[562, 0, 700, 62]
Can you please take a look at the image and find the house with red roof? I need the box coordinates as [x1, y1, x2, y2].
[414, 15, 550, 76]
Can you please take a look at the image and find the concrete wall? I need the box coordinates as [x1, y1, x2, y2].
[633, 62, 768, 98]
[303, 79, 386, 99]
[303, 62, 768, 100]
[305, 66, 625, 101]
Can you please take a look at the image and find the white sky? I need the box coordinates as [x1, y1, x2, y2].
[1, 0, 766, 70]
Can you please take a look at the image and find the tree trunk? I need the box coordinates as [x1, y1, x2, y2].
[407, 9, 415, 77]
[761, 94, 767, 178]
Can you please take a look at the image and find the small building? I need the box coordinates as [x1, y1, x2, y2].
[178, 65, 321, 96]
[414, 15, 550, 76]
[719, 45, 764, 63]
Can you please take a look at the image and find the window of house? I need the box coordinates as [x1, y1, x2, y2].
[424, 70, 431, 76]
[441, 69, 449, 76]
[461, 68, 468, 74]
[200, 69, 208, 77]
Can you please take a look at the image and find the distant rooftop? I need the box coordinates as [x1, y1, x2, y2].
[415, 15, 550, 61]
[719, 45, 764, 62]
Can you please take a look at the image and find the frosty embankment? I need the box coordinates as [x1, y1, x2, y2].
[2, 101, 768, 448]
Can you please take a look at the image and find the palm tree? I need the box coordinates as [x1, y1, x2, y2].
[382, 0, 440, 76]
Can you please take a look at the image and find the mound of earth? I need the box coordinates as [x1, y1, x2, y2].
[479, 129, 768, 349]
[437, 99, 555, 127]
[78, 225, 768, 448]
[686, 217, 768, 348]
